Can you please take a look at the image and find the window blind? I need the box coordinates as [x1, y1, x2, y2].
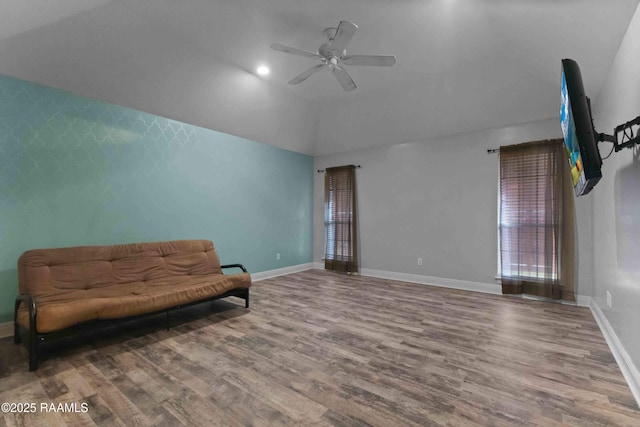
[499, 139, 574, 300]
[324, 165, 358, 273]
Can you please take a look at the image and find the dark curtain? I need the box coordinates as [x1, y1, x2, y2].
[324, 165, 358, 273]
[499, 139, 575, 301]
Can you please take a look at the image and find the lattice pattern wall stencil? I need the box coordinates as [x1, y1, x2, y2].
[0, 75, 313, 321]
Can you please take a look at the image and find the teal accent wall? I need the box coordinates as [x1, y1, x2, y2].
[0, 75, 313, 322]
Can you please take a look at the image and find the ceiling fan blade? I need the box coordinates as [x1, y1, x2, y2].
[288, 64, 325, 85]
[342, 55, 396, 67]
[330, 21, 358, 54]
[271, 43, 319, 58]
[332, 66, 356, 91]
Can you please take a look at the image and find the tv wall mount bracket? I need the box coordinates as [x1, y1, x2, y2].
[597, 115, 640, 152]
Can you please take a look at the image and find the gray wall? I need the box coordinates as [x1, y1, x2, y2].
[314, 118, 593, 296]
[591, 3, 640, 373]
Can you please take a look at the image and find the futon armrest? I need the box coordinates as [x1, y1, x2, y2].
[221, 264, 248, 273]
[15, 294, 36, 317]
[14, 293, 37, 331]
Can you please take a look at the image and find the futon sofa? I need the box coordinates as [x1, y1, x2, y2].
[14, 239, 251, 371]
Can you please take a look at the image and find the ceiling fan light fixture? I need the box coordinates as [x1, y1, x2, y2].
[256, 65, 270, 76]
[271, 20, 396, 91]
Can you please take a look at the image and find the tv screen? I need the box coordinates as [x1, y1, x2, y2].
[560, 58, 602, 196]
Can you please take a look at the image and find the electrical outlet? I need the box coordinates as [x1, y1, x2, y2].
[417, 258, 423, 266]
[606, 291, 612, 308]
[276, 253, 281, 261]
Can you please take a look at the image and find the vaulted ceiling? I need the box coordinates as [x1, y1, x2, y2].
[1, 0, 638, 155]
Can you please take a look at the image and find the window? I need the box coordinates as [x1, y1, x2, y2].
[324, 165, 358, 273]
[500, 148, 559, 280]
[498, 139, 575, 300]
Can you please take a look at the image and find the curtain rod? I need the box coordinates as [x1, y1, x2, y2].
[487, 148, 500, 154]
[317, 165, 362, 173]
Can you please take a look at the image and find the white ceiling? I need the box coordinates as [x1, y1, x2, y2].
[0, 0, 638, 155]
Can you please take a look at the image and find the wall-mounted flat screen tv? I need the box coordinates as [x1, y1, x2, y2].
[560, 58, 602, 196]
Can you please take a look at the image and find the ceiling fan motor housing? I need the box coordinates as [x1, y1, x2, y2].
[319, 42, 345, 60]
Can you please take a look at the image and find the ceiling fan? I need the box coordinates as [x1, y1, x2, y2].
[271, 21, 396, 92]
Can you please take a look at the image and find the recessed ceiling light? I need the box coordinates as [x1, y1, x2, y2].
[256, 65, 270, 76]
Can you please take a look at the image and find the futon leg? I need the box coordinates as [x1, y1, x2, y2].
[14, 323, 21, 344]
[29, 343, 38, 372]
[13, 298, 22, 344]
[28, 328, 38, 371]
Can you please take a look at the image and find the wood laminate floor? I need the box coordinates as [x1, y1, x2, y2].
[0, 270, 638, 426]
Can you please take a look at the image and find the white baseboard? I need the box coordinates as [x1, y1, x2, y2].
[251, 263, 314, 282]
[312, 263, 500, 295]
[314, 263, 590, 303]
[0, 321, 12, 339]
[359, 267, 501, 295]
[576, 295, 591, 307]
[590, 299, 640, 408]
[313, 262, 591, 307]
